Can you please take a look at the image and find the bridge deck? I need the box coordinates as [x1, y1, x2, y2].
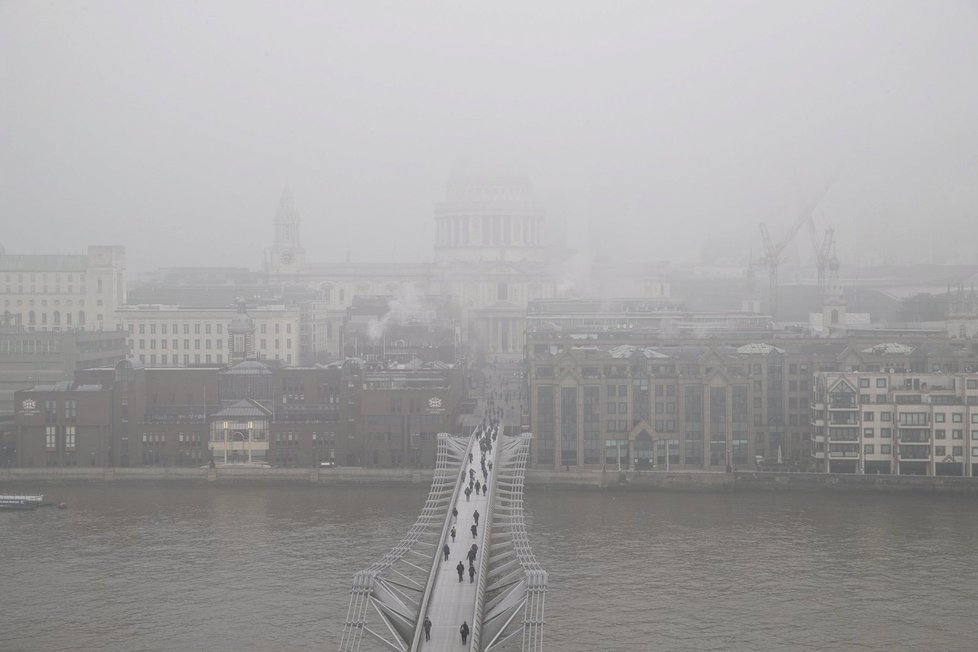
[421, 437, 493, 650]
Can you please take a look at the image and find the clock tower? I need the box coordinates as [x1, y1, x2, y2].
[267, 186, 306, 273]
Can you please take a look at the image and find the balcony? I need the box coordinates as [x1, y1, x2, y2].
[898, 445, 931, 461]
[829, 451, 860, 458]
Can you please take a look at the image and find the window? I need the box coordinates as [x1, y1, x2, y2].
[936, 430, 946, 440]
[864, 444, 874, 454]
[46, 426, 57, 449]
[952, 430, 963, 440]
[880, 445, 892, 454]
[935, 413, 946, 423]
[935, 446, 946, 456]
[968, 379, 978, 390]
[863, 428, 874, 437]
[952, 446, 963, 456]
[880, 428, 891, 438]
[898, 412, 928, 426]
[880, 412, 891, 422]
[876, 378, 887, 388]
[859, 378, 870, 388]
[863, 412, 874, 421]
[65, 426, 76, 449]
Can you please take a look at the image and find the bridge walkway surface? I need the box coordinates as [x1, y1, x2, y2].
[339, 358, 545, 652]
[419, 436, 494, 650]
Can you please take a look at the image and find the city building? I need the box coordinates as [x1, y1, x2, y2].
[811, 371, 978, 476]
[116, 303, 301, 366]
[13, 357, 464, 469]
[525, 307, 978, 470]
[0, 327, 128, 414]
[0, 245, 127, 331]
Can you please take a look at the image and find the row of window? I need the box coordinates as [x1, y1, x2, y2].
[860, 444, 978, 457]
[127, 322, 293, 335]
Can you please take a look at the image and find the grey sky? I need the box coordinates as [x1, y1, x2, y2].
[1, 0, 977, 271]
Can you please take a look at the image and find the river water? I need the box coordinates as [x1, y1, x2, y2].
[2, 483, 977, 651]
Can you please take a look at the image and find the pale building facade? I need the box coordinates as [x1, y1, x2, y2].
[117, 304, 301, 366]
[0, 245, 127, 332]
[811, 371, 978, 476]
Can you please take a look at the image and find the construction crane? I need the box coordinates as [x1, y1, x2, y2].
[806, 214, 836, 301]
[752, 174, 837, 321]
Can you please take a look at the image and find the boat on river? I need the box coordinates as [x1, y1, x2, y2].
[0, 494, 47, 510]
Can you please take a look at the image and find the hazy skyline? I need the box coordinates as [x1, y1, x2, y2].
[2, 0, 977, 272]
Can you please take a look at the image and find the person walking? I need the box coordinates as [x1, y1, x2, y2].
[471, 523, 478, 538]
[473, 510, 480, 526]
[468, 564, 476, 583]
[460, 621, 470, 645]
[466, 544, 477, 564]
[475, 480, 481, 494]
[482, 483, 488, 496]
[456, 561, 465, 582]
[451, 526, 456, 542]
[423, 616, 432, 642]
[452, 506, 458, 522]
[443, 543, 451, 561]
[464, 487, 471, 502]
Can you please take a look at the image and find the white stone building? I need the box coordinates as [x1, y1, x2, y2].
[0, 245, 127, 332]
[116, 304, 300, 367]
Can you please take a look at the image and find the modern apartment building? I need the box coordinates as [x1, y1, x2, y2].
[811, 371, 978, 476]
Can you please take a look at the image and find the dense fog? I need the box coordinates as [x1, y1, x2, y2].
[2, 1, 977, 270]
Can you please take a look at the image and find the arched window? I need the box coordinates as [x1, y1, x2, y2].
[831, 309, 839, 325]
[53, 310, 61, 325]
[28, 310, 35, 325]
[66, 312, 73, 326]
[78, 310, 86, 325]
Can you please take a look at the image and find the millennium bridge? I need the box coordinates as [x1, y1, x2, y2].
[338, 429, 547, 651]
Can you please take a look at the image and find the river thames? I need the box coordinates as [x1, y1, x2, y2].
[3, 484, 978, 651]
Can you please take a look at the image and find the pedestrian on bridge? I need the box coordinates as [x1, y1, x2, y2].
[467, 544, 477, 564]
[452, 506, 458, 522]
[451, 526, 456, 542]
[464, 487, 471, 502]
[460, 621, 470, 644]
[473, 510, 480, 526]
[456, 560, 465, 582]
[471, 523, 478, 538]
[423, 616, 432, 642]
[468, 564, 476, 583]
[482, 483, 488, 496]
[475, 480, 481, 494]
[443, 543, 450, 561]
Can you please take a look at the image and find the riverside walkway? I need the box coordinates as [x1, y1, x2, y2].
[337, 427, 546, 651]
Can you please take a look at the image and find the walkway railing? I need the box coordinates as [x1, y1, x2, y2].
[338, 433, 469, 652]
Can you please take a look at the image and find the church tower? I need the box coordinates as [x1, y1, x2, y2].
[267, 187, 306, 273]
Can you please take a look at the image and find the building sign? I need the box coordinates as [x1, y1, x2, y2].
[20, 398, 37, 417]
[427, 396, 445, 414]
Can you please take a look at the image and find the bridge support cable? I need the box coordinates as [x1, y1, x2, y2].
[338, 433, 470, 652]
[479, 433, 548, 652]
